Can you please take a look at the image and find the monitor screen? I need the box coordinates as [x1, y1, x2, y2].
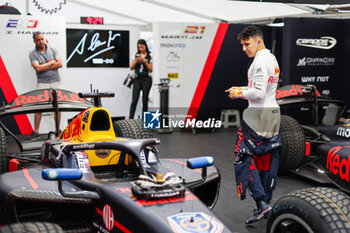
[66, 29, 129, 67]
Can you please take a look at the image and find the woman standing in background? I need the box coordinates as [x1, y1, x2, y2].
[129, 39, 153, 119]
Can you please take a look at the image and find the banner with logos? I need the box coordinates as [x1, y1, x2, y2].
[0, 15, 66, 134]
[152, 22, 221, 128]
[153, 22, 219, 110]
[281, 18, 350, 122]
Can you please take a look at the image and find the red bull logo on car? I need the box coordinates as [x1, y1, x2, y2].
[327, 146, 350, 182]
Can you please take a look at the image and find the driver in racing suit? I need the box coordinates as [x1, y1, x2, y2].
[225, 25, 282, 224]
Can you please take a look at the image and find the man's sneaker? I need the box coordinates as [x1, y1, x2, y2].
[253, 207, 270, 219]
[30, 131, 40, 140]
[246, 201, 271, 224]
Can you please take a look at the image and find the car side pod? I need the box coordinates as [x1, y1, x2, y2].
[42, 168, 100, 200]
[186, 156, 214, 187]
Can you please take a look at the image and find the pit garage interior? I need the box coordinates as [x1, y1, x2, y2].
[1, 1, 350, 233]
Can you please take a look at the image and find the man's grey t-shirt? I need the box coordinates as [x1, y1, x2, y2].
[29, 46, 61, 83]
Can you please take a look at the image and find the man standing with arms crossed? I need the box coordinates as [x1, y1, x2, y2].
[226, 26, 282, 224]
[29, 31, 62, 138]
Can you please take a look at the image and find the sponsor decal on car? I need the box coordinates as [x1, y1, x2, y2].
[103, 204, 114, 231]
[11, 89, 86, 107]
[115, 187, 198, 206]
[167, 212, 223, 233]
[135, 192, 198, 207]
[326, 146, 350, 182]
[95, 206, 131, 233]
[337, 127, 350, 138]
[47, 170, 58, 179]
[76, 151, 90, 173]
[275, 84, 321, 99]
[72, 143, 95, 150]
[63, 111, 85, 140]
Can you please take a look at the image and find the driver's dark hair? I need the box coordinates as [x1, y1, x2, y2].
[237, 26, 263, 41]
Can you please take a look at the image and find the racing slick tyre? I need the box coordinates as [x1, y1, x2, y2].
[267, 187, 350, 233]
[0, 222, 64, 233]
[0, 126, 7, 174]
[113, 119, 153, 139]
[278, 115, 305, 174]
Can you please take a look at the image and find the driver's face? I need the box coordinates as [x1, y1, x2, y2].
[241, 37, 258, 58]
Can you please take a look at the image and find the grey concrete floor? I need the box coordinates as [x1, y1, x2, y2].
[155, 128, 318, 233]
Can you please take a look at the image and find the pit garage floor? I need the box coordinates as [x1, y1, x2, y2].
[155, 128, 321, 233]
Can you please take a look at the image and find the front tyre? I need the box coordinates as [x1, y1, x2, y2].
[0, 222, 64, 233]
[267, 187, 350, 233]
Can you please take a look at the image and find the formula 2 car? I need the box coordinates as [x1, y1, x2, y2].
[267, 84, 350, 233]
[0, 90, 229, 233]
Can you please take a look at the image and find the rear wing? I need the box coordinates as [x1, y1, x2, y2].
[276, 84, 346, 127]
[0, 89, 93, 118]
[0, 89, 93, 152]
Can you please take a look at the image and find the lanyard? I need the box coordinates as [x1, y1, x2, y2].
[37, 46, 50, 62]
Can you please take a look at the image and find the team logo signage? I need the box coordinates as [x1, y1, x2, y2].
[5, 18, 59, 36]
[168, 73, 179, 79]
[6, 19, 38, 28]
[296, 36, 337, 50]
[301, 76, 330, 83]
[167, 51, 181, 61]
[296, 57, 335, 67]
[184, 26, 206, 34]
[161, 25, 206, 40]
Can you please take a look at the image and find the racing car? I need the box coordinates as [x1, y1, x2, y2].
[0, 89, 230, 233]
[267, 84, 350, 233]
